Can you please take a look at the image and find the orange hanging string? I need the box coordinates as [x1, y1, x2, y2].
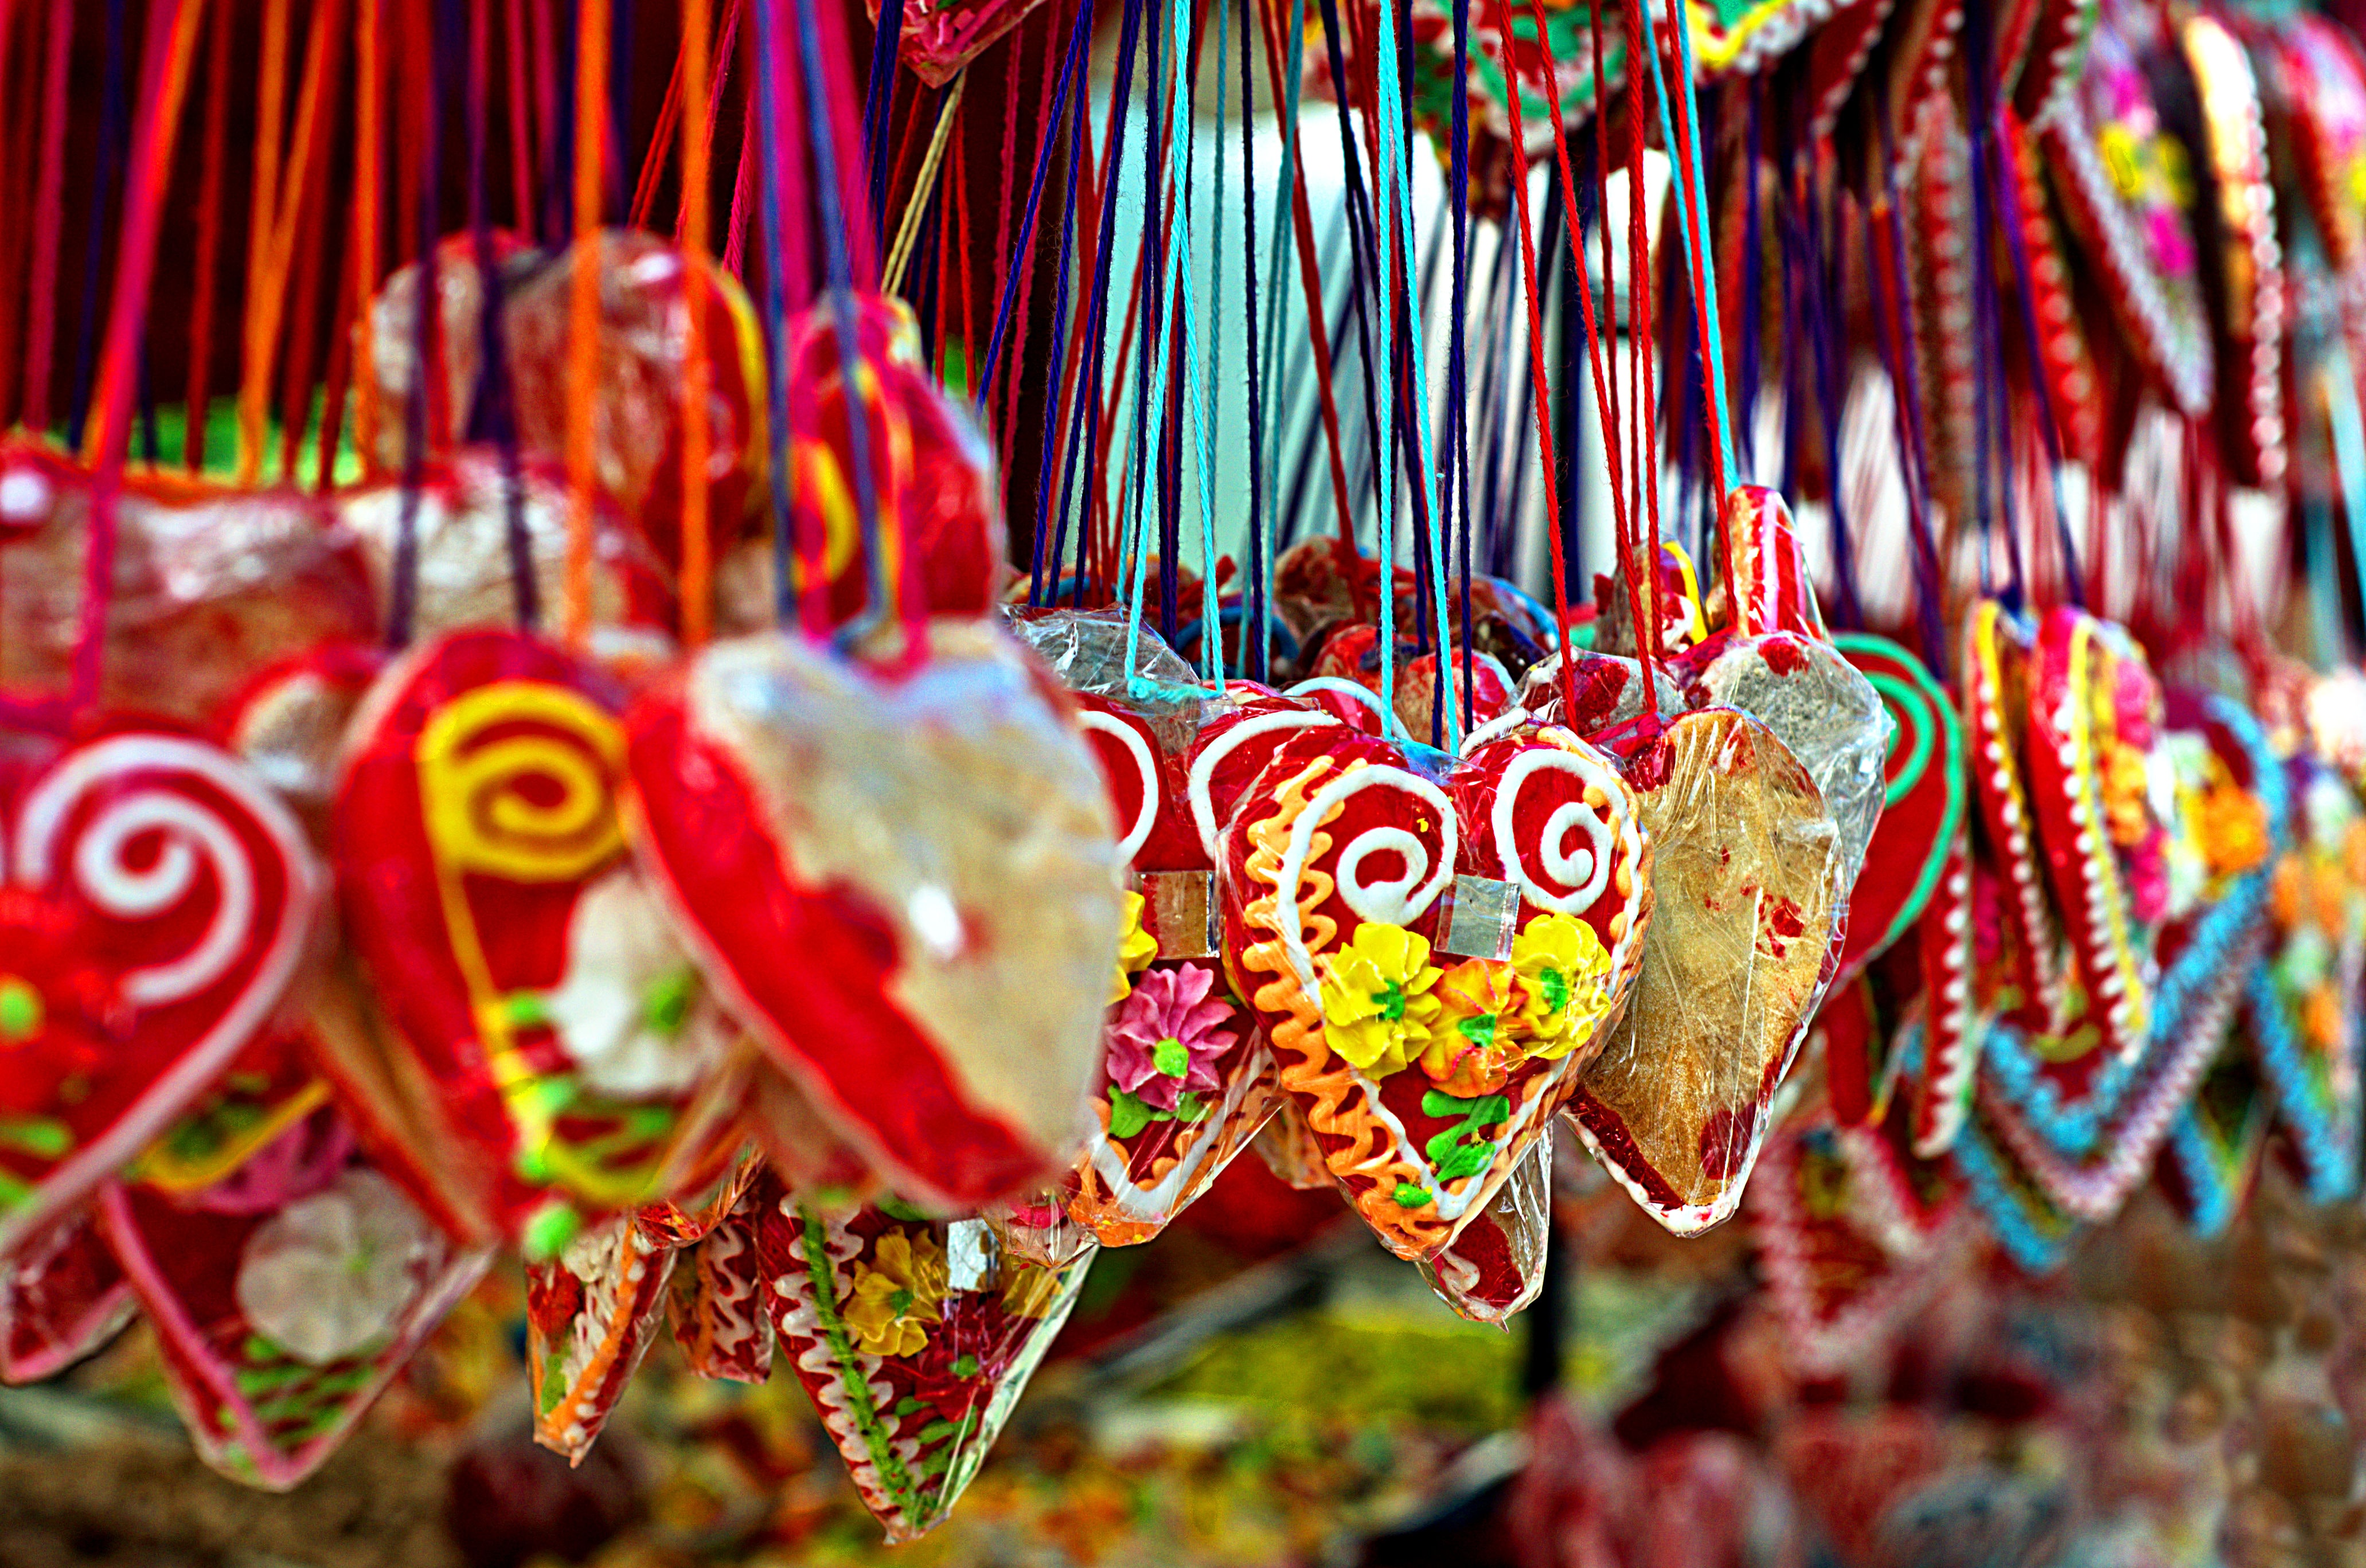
[237, 0, 344, 485]
[564, 0, 612, 648]
[677, 0, 717, 647]
[352, 0, 385, 472]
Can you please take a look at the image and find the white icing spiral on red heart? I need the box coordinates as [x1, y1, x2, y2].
[1274, 765, 1457, 988]
[15, 735, 318, 1008]
[1489, 748, 1617, 915]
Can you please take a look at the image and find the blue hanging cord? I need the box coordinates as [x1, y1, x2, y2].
[1048, 0, 1149, 610]
[986, 0, 1095, 420]
[863, 0, 906, 238]
[1238, 0, 1271, 681]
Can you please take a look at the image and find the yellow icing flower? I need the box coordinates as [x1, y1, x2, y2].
[1420, 960, 1525, 1096]
[1002, 1262, 1064, 1320]
[1510, 913, 1614, 1059]
[1109, 891, 1158, 1004]
[1317, 922, 1443, 1078]
[841, 1229, 948, 1357]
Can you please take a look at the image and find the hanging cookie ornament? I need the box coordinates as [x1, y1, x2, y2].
[764, 295, 1004, 634]
[2037, 0, 2215, 418]
[1977, 691, 2284, 1225]
[1221, 717, 1651, 1260]
[1001, 611, 1287, 1249]
[2178, 14, 2288, 488]
[671, 1173, 779, 1384]
[2248, 756, 2366, 1203]
[758, 1195, 1093, 1542]
[1748, 1115, 1969, 1380]
[364, 229, 769, 604]
[2271, 15, 2366, 347]
[99, 1057, 490, 1489]
[1826, 634, 1965, 987]
[0, 442, 376, 726]
[334, 631, 743, 1252]
[623, 620, 1122, 1211]
[526, 1211, 680, 1463]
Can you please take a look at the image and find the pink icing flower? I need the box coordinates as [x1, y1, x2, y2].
[1105, 964, 1235, 1112]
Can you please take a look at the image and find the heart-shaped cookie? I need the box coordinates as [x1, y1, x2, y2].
[2021, 607, 2172, 1065]
[336, 630, 736, 1245]
[2247, 755, 2365, 1203]
[2040, 0, 2215, 416]
[1001, 613, 1289, 1248]
[1975, 691, 2285, 1223]
[0, 726, 326, 1258]
[623, 621, 1120, 1211]
[100, 1131, 489, 1489]
[1223, 720, 1649, 1259]
[1750, 1119, 1970, 1380]
[0, 440, 376, 725]
[1568, 707, 1843, 1234]
[759, 1195, 1092, 1542]
[0, 1207, 134, 1382]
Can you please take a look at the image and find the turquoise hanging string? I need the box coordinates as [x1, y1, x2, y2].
[1637, 0, 1739, 502]
[1125, 0, 1224, 699]
[1256, 0, 1310, 611]
[1372, 0, 1458, 744]
[1174, 0, 1222, 686]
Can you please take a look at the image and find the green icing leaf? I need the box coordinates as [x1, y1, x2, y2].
[645, 968, 697, 1035]
[1152, 1037, 1189, 1077]
[1108, 1089, 1155, 1139]
[1392, 1182, 1433, 1208]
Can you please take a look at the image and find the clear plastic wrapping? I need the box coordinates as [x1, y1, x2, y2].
[624, 620, 1120, 1211]
[1417, 1127, 1553, 1324]
[1567, 708, 1845, 1235]
[0, 439, 374, 723]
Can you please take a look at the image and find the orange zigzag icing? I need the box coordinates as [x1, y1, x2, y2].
[1236, 756, 1453, 1260]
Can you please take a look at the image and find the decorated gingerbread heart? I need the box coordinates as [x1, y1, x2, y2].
[100, 1097, 489, 1488]
[758, 1194, 1092, 1542]
[1977, 690, 2283, 1224]
[1223, 718, 1649, 1260]
[1750, 1118, 1970, 1380]
[671, 1172, 778, 1384]
[0, 726, 326, 1259]
[2020, 607, 2173, 1065]
[335, 629, 737, 1248]
[2039, 0, 2215, 416]
[623, 620, 1121, 1211]
[0, 442, 376, 726]
[1963, 599, 2071, 1030]
[2247, 755, 2365, 1203]
[1002, 611, 1287, 1248]
[526, 1208, 682, 1462]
